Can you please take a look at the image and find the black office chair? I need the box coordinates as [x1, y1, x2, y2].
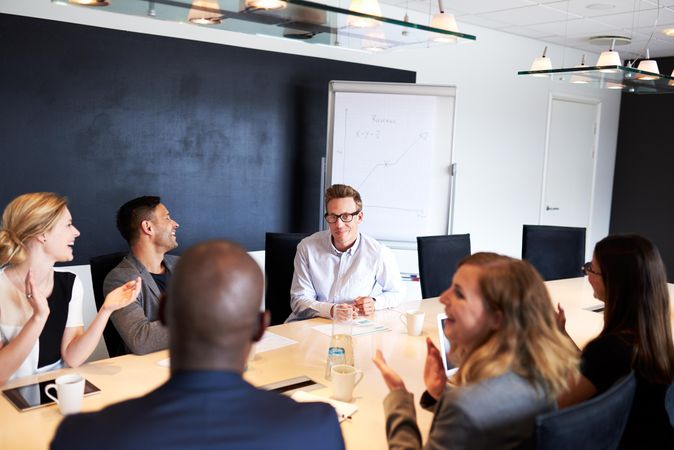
[666, 380, 674, 427]
[416, 234, 471, 298]
[265, 232, 310, 326]
[535, 372, 636, 450]
[522, 225, 586, 281]
[90, 252, 128, 358]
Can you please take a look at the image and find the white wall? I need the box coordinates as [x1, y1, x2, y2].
[1, 0, 620, 259]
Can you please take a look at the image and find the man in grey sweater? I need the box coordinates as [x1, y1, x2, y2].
[103, 196, 180, 355]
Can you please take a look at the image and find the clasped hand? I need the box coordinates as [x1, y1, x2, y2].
[353, 296, 375, 316]
[373, 337, 448, 400]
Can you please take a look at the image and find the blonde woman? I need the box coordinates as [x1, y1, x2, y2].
[374, 253, 578, 449]
[0, 192, 141, 384]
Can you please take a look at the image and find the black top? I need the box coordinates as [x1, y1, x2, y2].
[150, 272, 169, 294]
[38, 272, 76, 368]
[582, 333, 674, 449]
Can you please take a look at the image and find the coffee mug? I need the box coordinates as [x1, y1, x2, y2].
[44, 374, 85, 415]
[331, 364, 364, 402]
[399, 310, 425, 336]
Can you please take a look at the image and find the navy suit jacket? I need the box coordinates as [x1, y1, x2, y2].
[51, 371, 345, 450]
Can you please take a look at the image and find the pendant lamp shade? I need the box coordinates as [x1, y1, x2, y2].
[245, 0, 287, 10]
[529, 46, 552, 77]
[68, 0, 109, 5]
[188, 0, 223, 24]
[570, 55, 589, 84]
[596, 39, 621, 74]
[597, 50, 621, 66]
[636, 49, 659, 80]
[430, 12, 458, 43]
[347, 0, 382, 28]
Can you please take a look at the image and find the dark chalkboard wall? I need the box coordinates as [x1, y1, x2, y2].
[0, 13, 415, 264]
[609, 56, 674, 280]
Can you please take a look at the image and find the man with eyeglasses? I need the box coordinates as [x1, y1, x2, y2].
[285, 184, 404, 322]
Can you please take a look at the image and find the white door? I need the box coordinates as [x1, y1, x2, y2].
[540, 97, 598, 233]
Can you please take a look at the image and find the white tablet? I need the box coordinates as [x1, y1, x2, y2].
[437, 313, 458, 377]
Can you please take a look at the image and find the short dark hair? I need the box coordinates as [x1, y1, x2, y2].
[116, 196, 161, 245]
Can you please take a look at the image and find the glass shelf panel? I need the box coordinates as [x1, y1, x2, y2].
[518, 65, 674, 94]
[60, 0, 476, 51]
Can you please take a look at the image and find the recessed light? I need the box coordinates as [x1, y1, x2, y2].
[586, 3, 616, 10]
[664, 28, 674, 37]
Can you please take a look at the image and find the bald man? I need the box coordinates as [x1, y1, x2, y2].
[51, 241, 344, 450]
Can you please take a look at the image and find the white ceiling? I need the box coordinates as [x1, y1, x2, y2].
[381, 0, 674, 58]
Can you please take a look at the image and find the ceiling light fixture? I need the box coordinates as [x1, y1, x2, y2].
[347, 0, 382, 28]
[67, 0, 109, 5]
[596, 38, 621, 72]
[570, 55, 589, 84]
[59, 0, 475, 52]
[529, 46, 552, 77]
[519, 35, 674, 93]
[188, 0, 224, 24]
[245, 0, 287, 10]
[636, 49, 660, 80]
[429, 0, 459, 43]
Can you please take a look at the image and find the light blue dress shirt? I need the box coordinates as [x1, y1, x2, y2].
[286, 231, 405, 322]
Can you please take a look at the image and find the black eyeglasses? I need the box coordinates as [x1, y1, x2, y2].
[582, 262, 601, 276]
[324, 211, 361, 224]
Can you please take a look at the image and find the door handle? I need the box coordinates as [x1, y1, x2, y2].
[546, 206, 560, 211]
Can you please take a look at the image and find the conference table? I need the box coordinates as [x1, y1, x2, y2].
[0, 277, 652, 450]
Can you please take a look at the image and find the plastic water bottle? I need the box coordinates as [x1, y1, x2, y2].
[325, 304, 354, 380]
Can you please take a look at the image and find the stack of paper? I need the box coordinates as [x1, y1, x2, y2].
[291, 390, 359, 422]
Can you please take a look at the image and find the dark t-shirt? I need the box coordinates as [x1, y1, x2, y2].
[582, 333, 674, 449]
[150, 272, 169, 294]
[38, 272, 76, 368]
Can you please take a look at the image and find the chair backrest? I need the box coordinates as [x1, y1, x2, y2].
[666, 380, 674, 427]
[89, 252, 128, 358]
[536, 372, 636, 450]
[265, 232, 310, 325]
[522, 225, 586, 281]
[416, 234, 471, 298]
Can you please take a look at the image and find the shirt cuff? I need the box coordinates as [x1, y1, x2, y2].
[315, 301, 334, 319]
[419, 390, 438, 410]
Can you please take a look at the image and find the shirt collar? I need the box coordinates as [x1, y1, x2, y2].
[328, 231, 361, 256]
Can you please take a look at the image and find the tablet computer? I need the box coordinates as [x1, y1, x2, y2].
[260, 376, 324, 396]
[2, 378, 101, 412]
[437, 313, 458, 377]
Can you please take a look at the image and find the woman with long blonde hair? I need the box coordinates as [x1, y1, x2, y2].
[0, 192, 141, 384]
[374, 253, 578, 449]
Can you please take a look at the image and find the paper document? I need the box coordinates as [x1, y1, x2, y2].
[255, 331, 297, 353]
[312, 318, 389, 337]
[156, 331, 295, 368]
[157, 358, 170, 368]
[291, 390, 359, 422]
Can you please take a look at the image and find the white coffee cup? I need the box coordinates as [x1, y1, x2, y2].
[44, 374, 85, 415]
[331, 364, 364, 402]
[400, 310, 425, 336]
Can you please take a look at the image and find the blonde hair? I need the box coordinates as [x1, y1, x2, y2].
[0, 192, 68, 267]
[453, 255, 579, 397]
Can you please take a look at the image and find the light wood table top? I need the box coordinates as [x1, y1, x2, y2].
[0, 277, 647, 450]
